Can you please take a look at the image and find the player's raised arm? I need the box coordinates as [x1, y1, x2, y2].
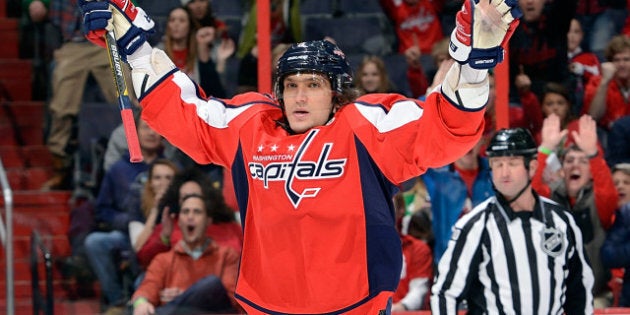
[80, 0, 176, 99]
[441, 0, 521, 109]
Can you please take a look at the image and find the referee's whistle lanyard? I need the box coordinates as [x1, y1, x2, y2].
[495, 183, 551, 227]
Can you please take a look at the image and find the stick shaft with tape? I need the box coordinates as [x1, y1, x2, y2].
[105, 30, 143, 163]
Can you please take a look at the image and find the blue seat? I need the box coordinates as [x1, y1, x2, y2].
[382, 54, 412, 97]
[212, 0, 245, 16]
[346, 53, 367, 74]
[221, 17, 243, 45]
[303, 16, 386, 55]
[222, 56, 241, 98]
[338, 0, 383, 15]
[300, 0, 334, 16]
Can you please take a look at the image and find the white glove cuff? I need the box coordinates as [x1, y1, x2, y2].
[449, 30, 471, 63]
[127, 42, 152, 68]
[441, 63, 489, 109]
[130, 47, 176, 98]
[460, 64, 488, 85]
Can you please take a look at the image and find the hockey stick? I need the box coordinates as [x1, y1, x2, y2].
[104, 29, 143, 163]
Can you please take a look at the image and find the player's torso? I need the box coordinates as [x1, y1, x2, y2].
[234, 114, 379, 313]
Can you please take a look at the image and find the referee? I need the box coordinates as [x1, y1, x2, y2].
[431, 128, 594, 315]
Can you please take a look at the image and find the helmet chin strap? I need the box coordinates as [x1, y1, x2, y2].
[493, 178, 531, 207]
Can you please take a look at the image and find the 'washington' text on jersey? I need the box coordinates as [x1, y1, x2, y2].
[248, 130, 347, 208]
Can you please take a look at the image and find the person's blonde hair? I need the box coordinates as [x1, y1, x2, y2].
[355, 55, 393, 94]
[605, 35, 630, 62]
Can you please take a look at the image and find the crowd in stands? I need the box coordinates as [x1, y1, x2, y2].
[10, 0, 630, 313]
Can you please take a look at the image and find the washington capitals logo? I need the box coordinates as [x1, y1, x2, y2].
[248, 130, 347, 208]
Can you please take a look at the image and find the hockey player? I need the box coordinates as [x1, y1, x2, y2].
[80, 0, 520, 313]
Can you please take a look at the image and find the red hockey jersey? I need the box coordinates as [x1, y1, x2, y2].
[138, 70, 484, 314]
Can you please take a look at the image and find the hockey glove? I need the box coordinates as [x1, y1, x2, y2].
[80, 0, 154, 56]
[449, 0, 522, 69]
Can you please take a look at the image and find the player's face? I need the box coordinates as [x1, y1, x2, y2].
[613, 170, 630, 207]
[561, 149, 592, 197]
[282, 72, 335, 134]
[542, 92, 570, 122]
[567, 19, 583, 52]
[178, 196, 209, 248]
[150, 164, 175, 198]
[360, 62, 382, 93]
[489, 156, 532, 199]
[167, 8, 190, 42]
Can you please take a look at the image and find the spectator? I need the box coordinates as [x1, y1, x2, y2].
[392, 196, 433, 312]
[128, 159, 180, 252]
[159, 6, 230, 98]
[426, 37, 450, 81]
[522, 82, 577, 144]
[354, 55, 397, 95]
[533, 114, 617, 307]
[131, 194, 240, 315]
[488, 71, 543, 144]
[431, 128, 594, 314]
[606, 115, 630, 166]
[421, 137, 493, 263]
[158, 6, 234, 187]
[237, 0, 301, 59]
[575, 0, 627, 61]
[136, 168, 241, 269]
[19, 0, 61, 100]
[83, 118, 164, 315]
[134, 0, 180, 45]
[184, 0, 227, 30]
[509, 0, 577, 101]
[237, 42, 291, 94]
[601, 163, 630, 307]
[583, 35, 630, 132]
[567, 18, 601, 116]
[379, 0, 438, 98]
[236, 0, 300, 94]
[41, 0, 120, 190]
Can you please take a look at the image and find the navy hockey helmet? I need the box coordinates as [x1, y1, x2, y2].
[486, 128, 537, 159]
[275, 40, 353, 101]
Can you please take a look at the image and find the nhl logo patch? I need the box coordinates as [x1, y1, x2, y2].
[540, 227, 565, 257]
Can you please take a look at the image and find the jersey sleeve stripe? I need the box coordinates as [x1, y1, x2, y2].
[354, 100, 423, 133]
[172, 72, 253, 128]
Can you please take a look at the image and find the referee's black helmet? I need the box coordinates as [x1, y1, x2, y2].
[275, 40, 353, 102]
[486, 128, 537, 159]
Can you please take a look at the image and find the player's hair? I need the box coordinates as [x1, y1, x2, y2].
[275, 40, 359, 107]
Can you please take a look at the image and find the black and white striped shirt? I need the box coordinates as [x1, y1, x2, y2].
[431, 193, 594, 315]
